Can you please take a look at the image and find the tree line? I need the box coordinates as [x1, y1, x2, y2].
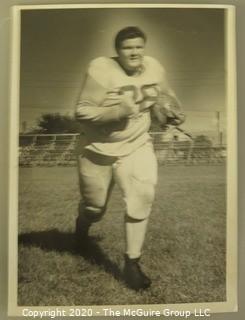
[23, 113, 212, 146]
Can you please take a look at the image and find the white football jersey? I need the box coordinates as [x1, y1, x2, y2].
[79, 56, 166, 156]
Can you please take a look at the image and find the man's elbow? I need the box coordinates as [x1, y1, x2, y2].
[168, 112, 186, 126]
[74, 106, 84, 122]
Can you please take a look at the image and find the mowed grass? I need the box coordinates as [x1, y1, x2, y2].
[18, 165, 226, 306]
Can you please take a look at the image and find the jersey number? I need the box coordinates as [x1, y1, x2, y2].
[119, 83, 160, 104]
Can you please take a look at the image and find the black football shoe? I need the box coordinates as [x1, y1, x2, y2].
[123, 255, 151, 291]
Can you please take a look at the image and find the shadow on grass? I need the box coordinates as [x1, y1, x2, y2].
[19, 229, 123, 281]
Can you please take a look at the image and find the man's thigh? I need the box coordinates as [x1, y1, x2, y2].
[78, 150, 114, 208]
[113, 143, 158, 219]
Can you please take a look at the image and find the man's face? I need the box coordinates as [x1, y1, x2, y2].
[117, 37, 145, 74]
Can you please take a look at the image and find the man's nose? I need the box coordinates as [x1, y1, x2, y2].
[131, 47, 138, 55]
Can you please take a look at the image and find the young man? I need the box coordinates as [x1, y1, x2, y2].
[75, 26, 185, 291]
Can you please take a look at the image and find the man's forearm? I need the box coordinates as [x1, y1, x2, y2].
[75, 99, 139, 124]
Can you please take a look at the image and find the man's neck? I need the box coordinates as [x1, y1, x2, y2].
[125, 66, 144, 77]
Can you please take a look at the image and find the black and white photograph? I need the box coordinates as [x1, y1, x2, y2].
[8, 3, 237, 316]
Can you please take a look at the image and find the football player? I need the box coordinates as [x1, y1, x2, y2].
[75, 26, 185, 291]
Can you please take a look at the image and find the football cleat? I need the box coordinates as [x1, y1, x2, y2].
[123, 255, 151, 291]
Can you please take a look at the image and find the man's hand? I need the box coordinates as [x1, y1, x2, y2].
[102, 93, 140, 119]
[119, 94, 140, 117]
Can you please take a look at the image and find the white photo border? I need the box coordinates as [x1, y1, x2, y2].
[8, 3, 237, 317]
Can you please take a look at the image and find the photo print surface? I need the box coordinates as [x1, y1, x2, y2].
[8, 4, 237, 317]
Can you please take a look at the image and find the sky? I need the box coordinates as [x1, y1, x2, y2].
[19, 7, 227, 138]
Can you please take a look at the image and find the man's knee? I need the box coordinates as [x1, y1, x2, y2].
[78, 201, 105, 222]
[142, 183, 155, 203]
[126, 183, 155, 220]
[135, 181, 155, 206]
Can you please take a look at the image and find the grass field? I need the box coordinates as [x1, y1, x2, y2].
[18, 165, 226, 306]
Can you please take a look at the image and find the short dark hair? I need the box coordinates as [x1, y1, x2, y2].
[115, 26, 146, 51]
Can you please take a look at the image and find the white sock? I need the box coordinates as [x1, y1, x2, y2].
[125, 216, 149, 259]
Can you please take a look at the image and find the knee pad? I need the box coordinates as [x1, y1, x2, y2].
[78, 201, 105, 222]
[125, 182, 155, 220]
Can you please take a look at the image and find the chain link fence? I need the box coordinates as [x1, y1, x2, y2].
[19, 132, 226, 167]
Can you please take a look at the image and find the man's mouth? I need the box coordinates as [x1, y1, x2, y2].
[130, 57, 140, 61]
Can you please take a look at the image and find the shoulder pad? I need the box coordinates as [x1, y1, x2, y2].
[88, 57, 113, 88]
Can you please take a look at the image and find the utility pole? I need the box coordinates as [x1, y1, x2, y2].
[21, 121, 27, 134]
[216, 111, 222, 145]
